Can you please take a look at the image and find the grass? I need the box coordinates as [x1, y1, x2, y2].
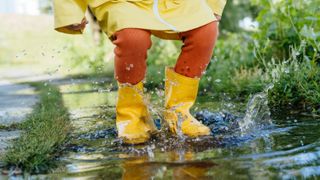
[265, 58, 320, 114]
[3, 82, 71, 173]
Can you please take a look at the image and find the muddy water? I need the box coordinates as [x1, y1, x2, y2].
[39, 81, 320, 179]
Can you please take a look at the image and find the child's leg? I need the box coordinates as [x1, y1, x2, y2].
[112, 29, 156, 144]
[112, 28, 152, 85]
[164, 22, 219, 137]
[174, 22, 219, 78]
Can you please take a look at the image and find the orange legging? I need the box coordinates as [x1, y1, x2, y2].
[112, 22, 219, 84]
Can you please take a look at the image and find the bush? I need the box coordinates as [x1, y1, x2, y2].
[145, 38, 180, 89]
[201, 0, 320, 113]
[265, 50, 320, 113]
[200, 32, 263, 96]
[251, 0, 320, 62]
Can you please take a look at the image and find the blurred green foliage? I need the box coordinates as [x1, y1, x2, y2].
[251, 0, 319, 62]
[219, 0, 259, 33]
[145, 37, 181, 88]
[252, 0, 319, 112]
[200, 32, 263, 96]
[64, 35, 114, 77]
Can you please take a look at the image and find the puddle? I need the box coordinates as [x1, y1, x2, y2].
[2, 79, 320, 179]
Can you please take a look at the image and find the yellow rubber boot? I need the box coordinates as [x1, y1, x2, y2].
[116, 82, 157, 144]
[164, 67, 210, 137]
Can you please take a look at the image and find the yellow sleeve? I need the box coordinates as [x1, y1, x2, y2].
[206, 0, 227, 16]
[53, 0, 87, 34]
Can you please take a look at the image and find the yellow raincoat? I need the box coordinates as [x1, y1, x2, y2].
[54, 0, 227, 39]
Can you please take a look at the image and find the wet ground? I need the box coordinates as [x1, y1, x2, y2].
[0, 80, 38, 126]
[0, 78, 319, 179]
[17, 79, 318, 179]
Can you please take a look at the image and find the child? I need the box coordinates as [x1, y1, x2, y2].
[54, 0, 226, 144]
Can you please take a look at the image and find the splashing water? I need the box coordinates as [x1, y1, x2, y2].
[138, 84, 189, 142]
[121, 82, 276, 140]
[239, 84, 274, 133]
[176, 112, 186, 140]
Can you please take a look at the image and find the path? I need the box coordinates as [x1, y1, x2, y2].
[0, 79, 38, 153]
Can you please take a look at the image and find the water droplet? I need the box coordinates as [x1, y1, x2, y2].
[300, 140, 304, 146]
[284, 68, 290, 74]
[215, 79, 221, 83]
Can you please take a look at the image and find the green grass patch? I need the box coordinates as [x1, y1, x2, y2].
[266, 58, 320, 114]
[3, 82, 71, 173]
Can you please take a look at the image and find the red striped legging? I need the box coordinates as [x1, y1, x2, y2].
[112, 21, 219, 84]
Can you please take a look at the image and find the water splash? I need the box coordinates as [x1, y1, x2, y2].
[239, 84, 274, 133]
[176, 112, 186, 140]
[118, 82, 274, 140]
